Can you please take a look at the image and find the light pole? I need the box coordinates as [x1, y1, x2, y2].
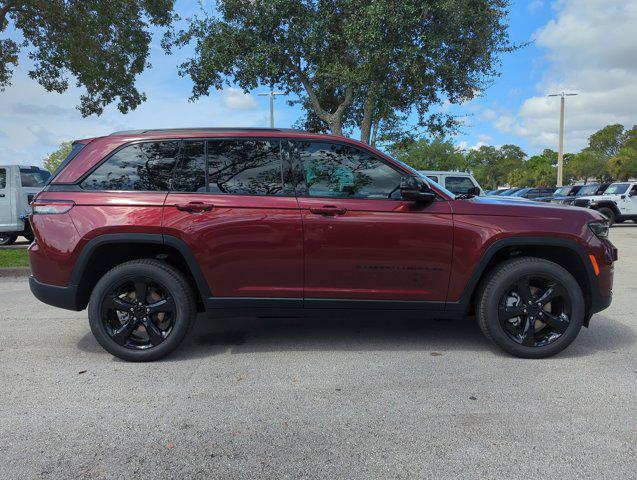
[548, 92, 578, 186]
[258, 89, 285, 128]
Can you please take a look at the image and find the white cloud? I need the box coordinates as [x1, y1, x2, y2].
[220, 87, 259, 110]
[494, 0, 637, 151]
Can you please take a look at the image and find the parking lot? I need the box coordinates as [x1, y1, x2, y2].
[0, 228, 635, 479]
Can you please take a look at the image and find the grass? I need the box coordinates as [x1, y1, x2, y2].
[0, 249, 29, 268]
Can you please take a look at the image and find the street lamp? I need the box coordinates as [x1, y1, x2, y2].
[548, 92, 578, 187]
[258, 89, 285, 128]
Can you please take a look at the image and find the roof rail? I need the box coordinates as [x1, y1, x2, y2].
[109, 127, 307, 136]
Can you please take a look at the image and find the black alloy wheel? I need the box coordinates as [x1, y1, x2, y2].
[101, 278, 176, 350]
[498, 275, 571, 348]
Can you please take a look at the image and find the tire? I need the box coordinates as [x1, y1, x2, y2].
[596, 207, 615, 226]
[476, 257, 584, 359]
[0, 234, 18, 246]
[88, 259, 196, 362]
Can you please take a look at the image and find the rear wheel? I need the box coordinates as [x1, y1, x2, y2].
[0, 234, 18, 246]
[88, 259, 196, 361]
[596, 207, 615, 226]
[477, 257, 584, 358]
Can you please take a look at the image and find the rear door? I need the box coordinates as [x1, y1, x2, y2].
[163, 138, 303, 307]
[0, 167, 12, 229]
[293, 140, 453, 305]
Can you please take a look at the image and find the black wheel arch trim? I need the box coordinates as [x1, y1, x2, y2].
[591, 201, 620, 215]
[446, 236, 604, 317]
[68, 233, 212, 309]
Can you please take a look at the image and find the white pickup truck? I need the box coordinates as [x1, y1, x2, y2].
[573, 181, 637, 225]
[0, 165, 51, 245]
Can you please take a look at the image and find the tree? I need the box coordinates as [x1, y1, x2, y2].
[172, 0, 516, 142]
[43, 141, 72, 173]
[466, 144, 525, 189]
[609, 147, 637, 181]
[587, 124, 626, 158]
[0, 1, 175, 116]
[390, 137, 466, 171]
[565, 149, 609, 184]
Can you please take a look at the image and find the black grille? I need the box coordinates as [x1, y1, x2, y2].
[573, 199, 589, 207]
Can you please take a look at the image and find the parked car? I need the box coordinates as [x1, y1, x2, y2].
[28, 128, 616, 361]
[573, 182, 637, 225]
[0, 165, 51, 245]
[537, 185, 582, 203]
[496, 188, 525, 196]
[559, 183, 610, 206]
[418, 170, 483, 196]
[510, 187, 557, 200]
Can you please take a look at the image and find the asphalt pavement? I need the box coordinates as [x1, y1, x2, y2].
[0, 227, 635, 479]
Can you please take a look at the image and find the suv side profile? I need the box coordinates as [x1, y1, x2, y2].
[29, 128, 617, 361]
[573, 182, 637, 225]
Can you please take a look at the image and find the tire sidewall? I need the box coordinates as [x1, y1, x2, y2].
[0, 234, 18, 246]
[481, 260, 585, 358]
[88, 262, 194, 361]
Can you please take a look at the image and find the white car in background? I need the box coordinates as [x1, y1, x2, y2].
[573, 181, 637, 225]
[0, 165, 51, 245]
[418, 170, 484, 196]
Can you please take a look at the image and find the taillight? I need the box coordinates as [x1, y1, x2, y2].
[32, 200, 75, 214]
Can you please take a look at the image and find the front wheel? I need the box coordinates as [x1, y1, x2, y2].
[88, 259, 196, 361]
[477, 257, 584, 358]
[0, 234, 18, 246]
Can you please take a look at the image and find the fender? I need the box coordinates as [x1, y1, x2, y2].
[70, 233, 212, 301]
[589, 200, 620, 216]
[446, 236, 599, 314]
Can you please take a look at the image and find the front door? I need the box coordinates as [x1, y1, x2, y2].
[292, 140, 453, 306]
[163, 138, 303, 307]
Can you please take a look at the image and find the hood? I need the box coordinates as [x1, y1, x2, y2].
[576, 194, 620, 202]
[452, 194, 604, 220]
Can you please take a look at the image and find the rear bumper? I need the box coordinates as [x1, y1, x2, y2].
[28, 276, 82, 311]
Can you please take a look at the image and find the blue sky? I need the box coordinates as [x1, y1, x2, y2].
[0, 0, 635, 165]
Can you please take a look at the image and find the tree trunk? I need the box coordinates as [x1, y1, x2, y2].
[360, 95, 374, 144]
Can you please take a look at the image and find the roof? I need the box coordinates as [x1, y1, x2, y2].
[109, 127, 307, 136]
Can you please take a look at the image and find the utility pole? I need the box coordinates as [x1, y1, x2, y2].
[258, 89, 285, 128]
[548, 92, 578, 186]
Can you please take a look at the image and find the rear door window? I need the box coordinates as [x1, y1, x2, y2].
[445, 176, 475, 194]
[172, 141, 207, 192]
[207, 139, 284, 195]
[81, 141, 179, 191]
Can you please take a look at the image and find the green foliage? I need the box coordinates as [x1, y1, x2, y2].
[0, 1, 175, 116]
[609, 147, 637, 181]
[466, 144, 525, 189]
[43, 142, 73, 173]
[588, 124, 626, 158]
[566, 150, 609, 184]
[390, 137, 466, 171]
[171, 0, 516, 141]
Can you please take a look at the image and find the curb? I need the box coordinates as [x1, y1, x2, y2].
[0, 268, 31, 278]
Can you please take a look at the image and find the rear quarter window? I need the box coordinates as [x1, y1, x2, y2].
[445, 176, 475, 194]
[81, 141, 179, 191]
[20, 168, 51, 188]
[0, 168, 5, 189]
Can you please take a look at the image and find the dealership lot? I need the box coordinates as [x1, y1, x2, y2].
[0, 228, 635, 479]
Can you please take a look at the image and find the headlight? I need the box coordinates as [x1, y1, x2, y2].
[588, 221, 609, 239]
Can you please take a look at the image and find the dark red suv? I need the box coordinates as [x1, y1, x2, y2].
[28, 128, 617, 361]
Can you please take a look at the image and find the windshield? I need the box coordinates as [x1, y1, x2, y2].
[501, 188, 521, 196]
[511, 188, 530, 197]
[19, 168, 51, 188]
[604, 183, 629, 194]
[577, 184, 599, 196]
[553, 186, 571, 196]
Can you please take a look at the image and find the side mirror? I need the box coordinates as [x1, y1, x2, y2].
[400, 176, 436, 203]
[467, 186, 481, 196]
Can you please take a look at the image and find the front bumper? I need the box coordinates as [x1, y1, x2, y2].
[28, 276, 82, 311]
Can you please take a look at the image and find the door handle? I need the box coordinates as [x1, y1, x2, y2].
[0, 193, 4, 198]
[309, 205, 347, 216]
[175, 201, 214, 213]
